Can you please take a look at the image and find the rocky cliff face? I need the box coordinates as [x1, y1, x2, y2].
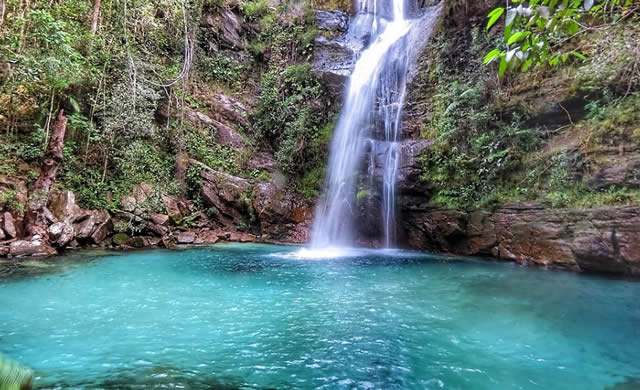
[402, 201, 640, 275]
[392, 1, 640, 276]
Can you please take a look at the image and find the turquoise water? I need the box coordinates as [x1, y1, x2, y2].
[0, 244, 639, 389]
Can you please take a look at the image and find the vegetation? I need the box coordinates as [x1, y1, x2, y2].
[419, 7, 640, 210]
[484, 0, 638, 77]
[0, 0, 335, 214]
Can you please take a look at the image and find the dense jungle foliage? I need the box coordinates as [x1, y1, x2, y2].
[0, 0, 334, 213]
[419, 0, 640, 209]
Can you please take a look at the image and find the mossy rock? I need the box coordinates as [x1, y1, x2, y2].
[112, 233, 130, 246]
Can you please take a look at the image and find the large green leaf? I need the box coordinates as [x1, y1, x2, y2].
[487, 7, 505, 30]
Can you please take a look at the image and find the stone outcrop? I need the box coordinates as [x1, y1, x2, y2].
[203, 8, 247, 50]
[402, 202, 640, 275]
[197, 163, 253, 227]
[9, 238, 57, 257]
[253, 182, 313, 243]
[311, 9, 357, 99]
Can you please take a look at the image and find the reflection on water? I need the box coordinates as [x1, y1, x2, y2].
[0, 244, 639, 390]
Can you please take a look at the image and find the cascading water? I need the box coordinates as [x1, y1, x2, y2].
[310, 0, 414, 250]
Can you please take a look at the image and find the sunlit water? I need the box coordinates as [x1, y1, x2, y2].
[1, 244, 639, 389]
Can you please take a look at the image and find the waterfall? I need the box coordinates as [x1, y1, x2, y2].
[310, 0, 415, 249]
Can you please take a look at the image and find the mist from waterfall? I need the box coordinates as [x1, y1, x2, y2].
[309, 0, 413, 250]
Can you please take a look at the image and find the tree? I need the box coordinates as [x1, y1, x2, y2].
[26, 109, 67, 239]
[0, 0, 5, 31]
[90, 0, 101, 34]
[483, 0, 637, 77]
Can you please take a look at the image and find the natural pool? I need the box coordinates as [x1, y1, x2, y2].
[0, 244, 639, 389]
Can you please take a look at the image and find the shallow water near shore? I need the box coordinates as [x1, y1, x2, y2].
[1, 243, 639, 389]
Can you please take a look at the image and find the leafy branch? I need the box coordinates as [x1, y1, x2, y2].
[483, 0, 636, 77]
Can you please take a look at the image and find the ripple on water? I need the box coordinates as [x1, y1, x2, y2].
[0, 245, 639, 389]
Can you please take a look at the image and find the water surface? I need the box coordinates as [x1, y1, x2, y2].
[0, 244, 639, 389]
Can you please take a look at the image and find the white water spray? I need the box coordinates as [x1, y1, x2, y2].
[310, 0, 413, 250]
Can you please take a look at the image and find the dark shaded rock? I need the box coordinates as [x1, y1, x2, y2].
[197, 163, 252, 227]
[91, 216, 114, 244]
[177, 231, 196, 244]
[312, 35, 355, 98]
[253, 182, 312, 243]
[315, 10, 349, 32]
[9, 239, 56, 257]
[204, 9, 246, 50]
[125, 236, 157, 248]
[43, 207, 57, 224]
[2, 212, 16, 238]
[0, 245, 8, 256]
[589, 156, 640, 190]
[161, 235, 176, 249]
[403, 203, 640, 276]
[148, 223, 169, 237]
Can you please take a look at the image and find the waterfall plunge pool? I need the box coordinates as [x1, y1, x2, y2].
[1, 244, 639, 389]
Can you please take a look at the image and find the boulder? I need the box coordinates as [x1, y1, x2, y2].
[9, 239, 57, 257]
[187, 110, 248, 149]
[151, 213, 169, 226]
[120, 196, 137, 212]
[3, 212, 16, 238]
[247, 152, 277, 172]
[162, 195, 185, 224]
[0, 245, 8, 256]
[48, 190, 83, 223]
[194, 229, 219, 244]
[177, 231, 196, 244]
[253, 182, 312, 243]
[125, 236, 157, 248]
[209, 92, 249, 128]
[0, 226, 4, 241]
[73, 210, 111, 241]
[204, 9, 246, 50]
[148, 223, 169, 237]
[315, 10, 349, 32]
[48, 222, 74, 247]
[213, 120, 247, 148]
[91, 217, 114, 244]
[198, 164, 252, 227]
[229, 232, 256, 242]
[589, 156, 640, 190]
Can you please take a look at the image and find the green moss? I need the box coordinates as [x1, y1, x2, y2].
[298, 167, 326, 200]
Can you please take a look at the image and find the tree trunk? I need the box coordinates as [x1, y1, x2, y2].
[0, 0, 6, 32]
[90, 0, 101, 34]
[26, 109, 67, 239]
